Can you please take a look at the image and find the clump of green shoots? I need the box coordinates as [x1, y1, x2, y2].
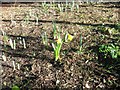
[70, 0, 75, 11]
[115, 22, 120, 30]
[22, 38, 26, 49]
[52, 23, 74, 62]
[1, 30, 16, 49]
[78, 34, 83, 54]
[12, 85, 20, 90]
[53, 22, 57, 39]
[1, 30, 27, 50]
[9, 38, 16, 50]
[52, 33, 63, 62]
[1, 30, 9, 47]
[24, 14, 30, 25]
[99, 44, 120, 59]
[41, 2, 49, 14]
[41, 32, 48, 46]
[58, 3, 64, 12]
[10, 38, 27, 50]
[52, 22, 64, 62]
[17, 37, 27, 49]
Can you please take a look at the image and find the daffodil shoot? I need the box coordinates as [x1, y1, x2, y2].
[52, 35, 63, 62]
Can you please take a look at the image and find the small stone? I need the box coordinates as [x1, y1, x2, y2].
[85, 81, 91, 89]
[70, 66, 74, 71]
[47, 63, 52, 68]
[56, 80, 60, 85]
[2, 54, 7, 61]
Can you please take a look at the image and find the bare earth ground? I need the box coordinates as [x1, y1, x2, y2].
[1, 2, 120, 89]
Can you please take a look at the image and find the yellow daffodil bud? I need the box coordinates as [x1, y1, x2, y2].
[56, 38, 62, 44]
[3, 35, 9, 43]
[68, 33, 74, 41]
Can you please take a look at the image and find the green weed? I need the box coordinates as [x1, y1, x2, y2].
[99, 44, 120, 59]
[12, 85, 20, 90]
[115, 22, 120, 30]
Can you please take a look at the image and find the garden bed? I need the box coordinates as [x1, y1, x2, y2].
[1, 2, 120, 89]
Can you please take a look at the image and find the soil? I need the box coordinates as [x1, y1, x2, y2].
[1, 2, 120, 89]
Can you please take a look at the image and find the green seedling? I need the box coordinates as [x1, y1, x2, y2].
[64, 31, 68, 42]
[9, 38, 14, 49]
[1, 30, 6, 36]
[41, 32, 48, 46]
[76, 4, 79, 12]
[99, 44, 120, 59]
[115, 22, 120, 30]
[17, 37, 26, 49]
[77, 34, 83, 54]
[13, 40, 16, 49]
[29, 9, 33, 17]
[36, 17, 39, 25]
[35, 14, 39, 25]
[79, 34, 83, 54]
[3, 35, 9, 46]
[1, 30, 9, 42]
[24, 14, 30, 25]
[1, 30, 9, 49]
[70, 0, 75, 11]
[2, 52, 7, 61]
[19, 37, 22, 44]
[1, 30, 17, 50]
[42, 2, 48, 11]
[65, 0, 68, 11]
[96, 26, 117, 35]
[58, 4, 64, 12]
[52, 34, 63, 62]
[9, 38, 16, 50]
[99, 44, 120, 71]
[21, 13, 30, 27]
[12, 85, 20, 90]
[52, 22, 57, 39]
[12, 60, 16, 71]
[22, 38, 26, 49]
[10, 14, 16, 27]
[17, 63, 20, 70]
